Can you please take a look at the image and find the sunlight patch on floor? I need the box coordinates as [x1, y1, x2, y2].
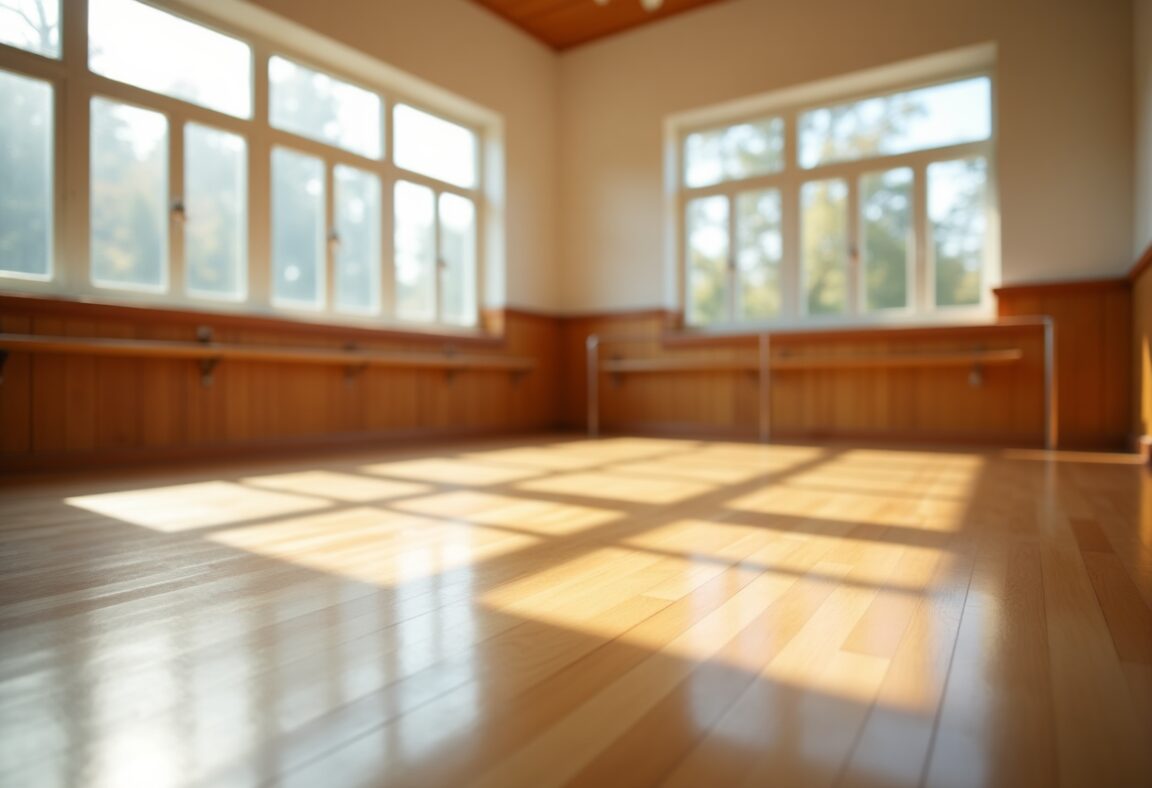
[360, 458, 544, 486]
[242, 470, 432, 502]
[622, 519, 773, 560]
[604, 458, 769, 485]
[457, 446, 612, 471]
[542, 437, 704, 463]
[209, 507, 541, 586]
[391, 490, 620, 535]
[515, 471, 715, 505]
[65, 481, 328, 532]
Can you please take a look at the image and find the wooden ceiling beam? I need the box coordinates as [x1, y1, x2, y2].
[470, 0, 730, 51]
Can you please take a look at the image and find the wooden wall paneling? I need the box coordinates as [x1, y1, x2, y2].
[30, 315, 68, 454]
[0, 295, 562, 469]
[461, 371, 483, 429]
[336, 354, 362, 436]
[996, 280, 1131, 449]
[1102, 286, 1132, 446]
[92, 318, 142, 451]
[1, 288, 1114, 466]
[184, 347, 222, 447]
[0, 313, 31, 455]
[137, 319, 187, 448]
[369, 366, 418, 434]
[60, 318, 97, 453]
[567, 314, 1048, 445]
[559, 311, 670, 429]
[418, 368, 451, 429]
[506, 311, 560, 431]
[221, 339, 255, 445]
[1133, 257, 1152, 455]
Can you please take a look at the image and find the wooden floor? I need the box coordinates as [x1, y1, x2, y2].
[1, 436, 1150, 787]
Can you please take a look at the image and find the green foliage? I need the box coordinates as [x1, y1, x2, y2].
[0, 70, 51, 275]
[932, 158, 986, 307]
[803, 180, 847, 315]
[186, 126, 245, 296]
[90, 99, 167, 288]
[862, 169, 912, 311]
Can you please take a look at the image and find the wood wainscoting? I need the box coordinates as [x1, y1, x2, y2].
[0, 295, 560, 470]
[562, 311, 1050, 448]
[996, 278, 1132, 450]
[1133, 245, 1152, 461]
[3, 275, 1138, 470]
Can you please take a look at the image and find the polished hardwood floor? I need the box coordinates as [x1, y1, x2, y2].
[1, 436, 1150, 787]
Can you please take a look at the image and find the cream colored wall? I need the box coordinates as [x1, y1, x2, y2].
[1138, 0, 1152, 257]
[557, 0, 1135, 312]
[247, 0, 561, 312]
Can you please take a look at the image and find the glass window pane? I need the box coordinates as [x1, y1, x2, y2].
[394, 104, 476, 189]
[686, 195, 729, 325]
[185, 124, 246, 300]
[89, 0, 251, 118]
[861, 167, 913, 311]
[394, 180, 436, 322]
[391, 180, 435, 320]
[735, 189, 781, 320]
[930, 157, 987, 307]
[799, 77, 991, 169]
[801, 179, 848, 315]
[334, 165, 381, 314]
[270, 56, 381, 159]
[685, 117, 784, 188]
[271, 147, 325, 308]
[439, 193, 476, 327]
[0, 0, 60, 57]
[0, 69, 52, 279]
[90, 98, 167, 291]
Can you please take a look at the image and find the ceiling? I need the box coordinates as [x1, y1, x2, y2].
[470, 0, 730, 51]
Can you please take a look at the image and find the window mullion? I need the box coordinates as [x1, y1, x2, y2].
[913, 161, 930, 313]
[325, 161, 336, 313]
[169, 113, 185, 298]
[846, 176, 860, 316]
[59, 0, 89, 295]
[248, 42, 270, 309]
[779, 109, 796, 321]
[725, 190, 737, 323]
[381, 160, 397, 319]
[433, 189, 443, 323]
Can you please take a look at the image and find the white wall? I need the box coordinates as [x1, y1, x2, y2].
[1138, 0, 1152, 258]
[557, 0, 1135, 312]
[248, 0, 561, 312]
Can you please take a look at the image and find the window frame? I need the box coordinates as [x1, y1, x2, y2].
[0, 0, 496, 333]
[669, 52, 999, 332]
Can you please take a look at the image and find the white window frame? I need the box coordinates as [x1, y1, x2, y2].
[665, 44, 1000, 332]
[0, 0, 502, 333]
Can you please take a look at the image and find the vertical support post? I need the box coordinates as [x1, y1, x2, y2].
[586, 334, 600, 438]
[758, 333, 771, 443]
[1042, 317, 1057, 450]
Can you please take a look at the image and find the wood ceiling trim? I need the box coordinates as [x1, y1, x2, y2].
[471, 0, 730, 51]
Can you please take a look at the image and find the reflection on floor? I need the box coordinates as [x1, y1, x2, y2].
[1, 435, 1150, 787]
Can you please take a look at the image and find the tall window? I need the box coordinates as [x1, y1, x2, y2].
[678, 73, 995, 326]
[0, 0, 487, 329]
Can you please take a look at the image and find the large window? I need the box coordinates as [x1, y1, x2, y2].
[0, 0, 488, 329]
[677, 70, 995, 327]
